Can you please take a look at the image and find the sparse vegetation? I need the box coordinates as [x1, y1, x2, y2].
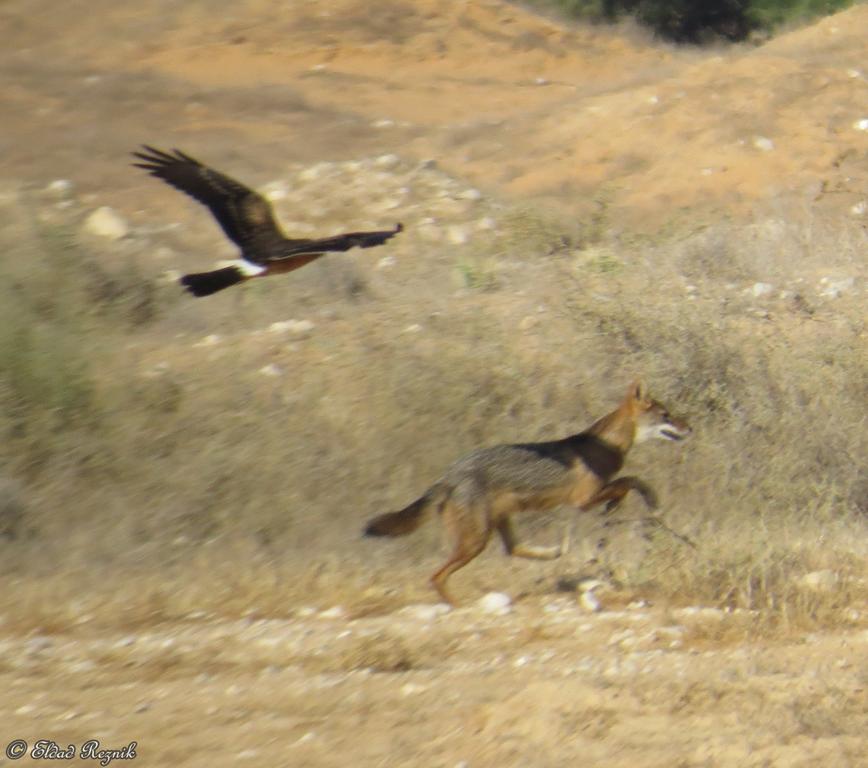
[0, 181, 864, 637]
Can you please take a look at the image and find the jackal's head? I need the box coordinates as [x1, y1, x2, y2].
[628, 381, 692, 444]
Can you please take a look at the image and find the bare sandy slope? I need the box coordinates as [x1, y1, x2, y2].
[0, 2, 866, 766]
[2, 0, 867, 226]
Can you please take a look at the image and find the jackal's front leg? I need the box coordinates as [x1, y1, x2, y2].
[582, 476, 659, 562]
[496, 517, 564, 560]
[584, 475, 659, 515]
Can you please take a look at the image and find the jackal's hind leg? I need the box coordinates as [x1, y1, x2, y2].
[430, 494, 490, 606]
[496, 517, 564, 560]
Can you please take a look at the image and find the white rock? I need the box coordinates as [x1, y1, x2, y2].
[83, 206, 128, 240]
[262, 181, 288, 201]
[402, 323, 422, 334]
[579, 590, 601, 612]
[269, 319, 315, 336]
[751, 282, 774, 298]
[297, 164, 330, 182]
[753, 136, 775, 152]
[819, 276, 855, 298]
[477, 592, 512, 615]
[853, 118, 868, 131]
[375, 154, 400, 169]
[377, 256, 396, 269]
[401, 682, 427, 696]
[46, 179, 74, 198]
[372, 119, 395, 129]
[447, 225, 471, 245]
[477, 216, 497, 231]
[458, 188, 483, 201]
[850, 201, 867, 216]
[401, 603, 451, 621]
[318, 606, 345, 619]
[259, 364, 283, 377]
[801, 570, 838, 592]
[193, 334, 221, 348]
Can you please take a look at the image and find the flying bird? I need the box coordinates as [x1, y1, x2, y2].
[132, 146, 403, 297]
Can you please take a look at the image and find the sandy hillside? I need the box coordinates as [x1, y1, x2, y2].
[2, 0, 867, 225]
[0, 1, 866, 767]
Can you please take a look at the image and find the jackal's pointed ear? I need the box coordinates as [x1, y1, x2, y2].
[628, 380, 648, 404]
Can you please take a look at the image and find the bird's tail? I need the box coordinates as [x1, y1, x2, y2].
[180, 267, 245, 297]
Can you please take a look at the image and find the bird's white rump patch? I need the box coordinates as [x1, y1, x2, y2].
[216, 259, 267, 277]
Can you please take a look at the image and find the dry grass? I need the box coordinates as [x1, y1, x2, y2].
[0, 185, 865, 638]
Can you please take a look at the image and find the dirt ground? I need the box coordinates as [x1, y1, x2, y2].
[4, 597, 867, 767]
[1, 0, 866, 766]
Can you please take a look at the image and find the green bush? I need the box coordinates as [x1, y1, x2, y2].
[531, 0, 857, 42]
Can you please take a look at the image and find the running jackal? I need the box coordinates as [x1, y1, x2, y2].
[364, 381, 691, 604]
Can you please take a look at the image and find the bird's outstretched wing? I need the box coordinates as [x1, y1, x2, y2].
[277, 223, 404, 260]
[132, 146, 282, 251]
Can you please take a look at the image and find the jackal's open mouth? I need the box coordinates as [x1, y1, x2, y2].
[661, 429, 686, 441]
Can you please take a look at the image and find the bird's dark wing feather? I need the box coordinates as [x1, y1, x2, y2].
[132, 145, 282, 251]
[275, 223, 404, 260]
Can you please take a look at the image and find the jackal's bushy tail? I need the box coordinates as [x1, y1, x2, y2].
[364, 486, 444, 537]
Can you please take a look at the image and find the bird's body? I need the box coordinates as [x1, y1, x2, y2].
[132, 146, 402, 296]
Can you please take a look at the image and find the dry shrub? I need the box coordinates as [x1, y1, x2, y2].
[0, 190, 864, 636]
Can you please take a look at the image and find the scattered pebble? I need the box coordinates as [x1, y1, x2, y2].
[477, 592, 512, 615]
[447, 225, 471, 245]
[46, 179, 73, 198]
[375, 154, 400, 169]
[801, 570, 838, 592]
[318, 606, 345, 620]
[193, 334, 221, 348]
[818, 276, 854, 298]
[268, 319, 315, 337]
[752, 136, 775, 152]
[402, 603, 451, 621]
[83, 206, 129, 240]
[262, 181, 288, 201]
[458, 188, 482, 202]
